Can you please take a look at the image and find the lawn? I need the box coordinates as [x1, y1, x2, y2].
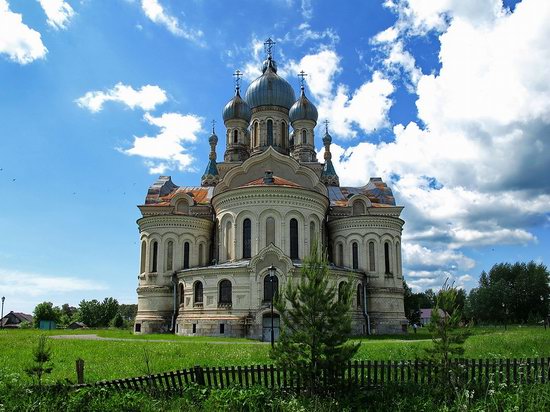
[0, 326, 548, 383]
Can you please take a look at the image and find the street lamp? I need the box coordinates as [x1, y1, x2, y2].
[1, 296, 5, 329]
[502, 302, 507, 331]
[268, 265, 276, 348]
[541, 296, 547, 331]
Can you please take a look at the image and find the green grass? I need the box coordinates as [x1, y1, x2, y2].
[1, 326, 548, 383]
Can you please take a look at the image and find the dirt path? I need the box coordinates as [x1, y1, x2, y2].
[49, 334, 265, 344]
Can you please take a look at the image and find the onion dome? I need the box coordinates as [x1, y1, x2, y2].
[322, 129, 332, 145]
[289, 86, 318, 123]
[222, 87, 251, 123]
[244, 57, 296, 110]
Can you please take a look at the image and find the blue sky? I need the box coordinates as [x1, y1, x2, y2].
[1, 0, 549, 314]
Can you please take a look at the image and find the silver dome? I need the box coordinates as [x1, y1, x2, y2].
[244, 58, 296, 110]
[222, 88, 252, 123]
[289, 88, 318, 123]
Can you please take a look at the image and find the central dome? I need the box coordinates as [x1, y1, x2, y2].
[244, 58, 296, 110]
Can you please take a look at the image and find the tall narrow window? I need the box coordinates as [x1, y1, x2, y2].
[166, 241, 174, 271]
[368, 241, 375, 272]
[266, 217, 275, 246]
[184, 242, 190, 269]
[281, 121, 287, 148]
[338, 243, 344, 266]
[396, 242, 401, 277]
[194, 281, 203, 304]
[357, 284, 362, 308]
[352, 242, 359, 270]
[151, 241, 158, 272]
[198, 243, 204, 266]
[384, 242, 391, 274]
[309, 221, 316, 253]
[338, 281, 347, 302]
[242, 218, 251, 258]
[253, 122, 259, 147]
[225, 221, 232, 260]
[179, 284, 184, 304]
[267, 119, 273, 146]
[140, 241, 146, 273]
[219, 280, 232, 305]
[290, 218, 299, 259]
[263, 274, 279, 302]
[301, 129, 307, 145]
[233, 129, 238, 144]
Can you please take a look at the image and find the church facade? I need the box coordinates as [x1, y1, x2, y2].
[134, 43, 407, 338]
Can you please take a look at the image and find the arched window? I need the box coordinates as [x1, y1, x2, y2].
[151, 241, 158, 272]
[301, 129, 307, 145]
[225, 221, 232, 260]
[281, 121, 287, 148]
[266, 217, 275, 246]
[267, 119, 273, 146]
[290, 218, 299, 259]
[176, 200, 189, 214]
[253, 122, 259, 147]
[140, 241, 146, 273]
[194, 281, 203, 304]
[198, 243, 204, 266]
[183, 242, 190, 269]
[242, 218, 251, 258]
[338, 281, 347, 302]
[219, 280, 232, 305]
[166, 240, 174, 271]
[368, 241, 375, 272]
[384, 242, 391, 274]
[352, 242, 359, 270]
[357, 284, 362, 308]
[337, 243, 344, 266]
[179, 283, 184, 304]
[309, 221, 316, 253]
[396, 242, 401, 277]
[352, 200, 365, 216]
[263, 274, 279, 302]
[233, 129, 238, 144]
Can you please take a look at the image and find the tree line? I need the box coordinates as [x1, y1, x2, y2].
[404, 261, 550, 325]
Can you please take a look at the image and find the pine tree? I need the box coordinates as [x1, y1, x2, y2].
[270, 244, 360, 391]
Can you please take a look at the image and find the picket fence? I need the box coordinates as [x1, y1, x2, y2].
[77, 357, 550, 392]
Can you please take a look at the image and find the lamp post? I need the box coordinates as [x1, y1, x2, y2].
[541, 296, 547, 331]
[268, 265, 276, 348]
[1, 296, 5, 329]
[502, 302, 507, 331]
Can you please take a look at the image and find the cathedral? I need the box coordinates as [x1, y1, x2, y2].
[134, 40, 407, 338]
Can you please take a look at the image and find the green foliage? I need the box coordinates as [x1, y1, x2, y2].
[403, 280, 439, 324]
[271, 245, 360, 390]
[111, 313, 124, 328]
[32, 301, 61, 328]
[118, 304, 138, 321]
[24, 335, 53, 386]
[468, 261, 550, 324]
[78, 297, 120, 327]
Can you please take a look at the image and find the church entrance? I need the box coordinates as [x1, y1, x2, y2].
[262, 314, 280, 342]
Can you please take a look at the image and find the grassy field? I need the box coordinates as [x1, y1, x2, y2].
[0, 326, 548, 383]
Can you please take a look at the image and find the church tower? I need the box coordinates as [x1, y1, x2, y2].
[223, 71, 252, 162]
[289, 71, 318, 163]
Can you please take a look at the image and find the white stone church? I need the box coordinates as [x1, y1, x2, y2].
[134, 42, 407, 338]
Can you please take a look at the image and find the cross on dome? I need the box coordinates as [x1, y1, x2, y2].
[298, 70, 308, 88]
[211, 119, 216, 133]
[233, 70, 243, 89]
[264, 38, 276, 58]
[324, 119, 330, 133]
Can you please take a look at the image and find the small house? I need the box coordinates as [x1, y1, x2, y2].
[0, 311, 33, 328]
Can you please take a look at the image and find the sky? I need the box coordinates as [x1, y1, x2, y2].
[1, 0, 549, 314]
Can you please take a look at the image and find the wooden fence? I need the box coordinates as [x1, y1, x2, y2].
[78, 358, 550, 392]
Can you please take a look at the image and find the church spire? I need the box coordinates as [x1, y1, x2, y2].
[201, 120, 219, 186]
[320, 120, 339, 186]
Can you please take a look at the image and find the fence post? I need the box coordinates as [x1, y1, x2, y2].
[76, 358, 85, 385]
[194, 365, 205, 386]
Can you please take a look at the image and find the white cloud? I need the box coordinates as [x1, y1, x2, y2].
[121, 112, 203, 173]
[301, 0, 313, 20]
[76, 83, 168, 113]
[0, 0, 47, 64]
[140, 0, 204, 44]
[37, 0, 75, 30]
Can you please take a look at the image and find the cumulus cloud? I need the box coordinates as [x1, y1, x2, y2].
[140, 0, 203, 44]
[0, 0, 47, 64]
[37, 0, 75, 30]
[121, 112, 203, 173]
[76, 83, 168, 113]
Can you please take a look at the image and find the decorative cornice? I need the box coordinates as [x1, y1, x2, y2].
[328, 215, 404, 232]
[138, 215, 213, 232]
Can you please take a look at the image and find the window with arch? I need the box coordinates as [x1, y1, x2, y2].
[281, 121, 287, 147]
[337, 243, 344, 266]
[357, 284, 363, 308]
[198, 243, 204, 266]
[384, 242, 391, 274]
[352, 200, 366, 216]
[176, 200, 189, 214]
[290, 218, 299, 259]
[151, 241, 158, 272]
[242, 218, 251, 258]
[219, 280, 232, 305]
[263, 274, 279, 302]
[253, 122, 259, 147]
[352, 242, 359, 270]
[309, 221, 316, 253]
[368, 241, 375, 272]
[267, 119, 273, 146]
[266, 217, 275, 246]
[396, 242, 401, 276]
[179, 283, 184, 304]
[194, 281, 203, 304]
[140, 241, 146, 273]
[183, 242, 190, 269]
[338, 281, 347, 302]
[233, 129, 238, 144]
[301, 129, 307, 145]
[166, 240, 174, 271]
[225, 221, 232, 260]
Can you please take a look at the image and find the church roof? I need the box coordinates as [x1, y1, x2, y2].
[328, 177, 396, 207]
[240, 174, 302, 189]
[144, 176, 214, 206]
